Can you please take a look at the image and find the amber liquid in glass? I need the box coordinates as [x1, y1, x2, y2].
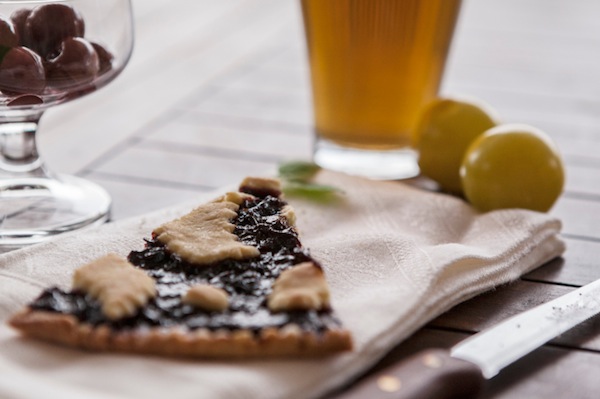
[301, 0, 461, 150]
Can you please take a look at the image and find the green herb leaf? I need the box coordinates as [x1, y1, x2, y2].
[278, 161, 321, 182]
[282, 181, 342, 202]
[278, 160, 343, 202]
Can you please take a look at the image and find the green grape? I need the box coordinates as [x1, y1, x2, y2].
[460, 124, 565, 212]
[416, 97, 499, 194]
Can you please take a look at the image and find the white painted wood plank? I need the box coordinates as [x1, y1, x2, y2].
[38, 0, 296, 174]
[187, 85, 312, 127]
[93, 146, 275, 188]
[146, 115, 311, 160]
[87, 174, 207, 220]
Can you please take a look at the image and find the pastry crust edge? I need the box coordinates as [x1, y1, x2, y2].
[9, 309, 353, 358]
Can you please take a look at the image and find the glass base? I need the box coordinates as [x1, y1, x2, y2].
[0, 174, 111, 249]
[313, 138, 420, 180]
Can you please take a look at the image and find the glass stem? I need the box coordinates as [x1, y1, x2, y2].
[0, 112, 49, 178]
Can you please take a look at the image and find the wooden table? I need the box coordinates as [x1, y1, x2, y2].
[37, 0, 600, 397]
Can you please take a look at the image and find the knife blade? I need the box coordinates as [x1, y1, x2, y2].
[335, 277, 600, 399]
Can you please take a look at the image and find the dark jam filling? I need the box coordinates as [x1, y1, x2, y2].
[29, 195, 342, 334]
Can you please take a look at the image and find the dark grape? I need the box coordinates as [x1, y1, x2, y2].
[0, 17, 18, 49]
[91, 42, 114, 75]
[46, 37, 99, 89]
[0, 46, 45, 95]
[9, 9, 31, 46]
[23, 4, 85, 58]
[7, 94, 43, 106]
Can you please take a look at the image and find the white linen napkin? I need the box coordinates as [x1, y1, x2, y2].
[0, 171, 565, 399]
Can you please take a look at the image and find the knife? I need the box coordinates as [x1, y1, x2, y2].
[335, 277, 600, 399]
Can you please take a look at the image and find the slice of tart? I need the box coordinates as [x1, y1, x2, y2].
[8, 177, 352, 358]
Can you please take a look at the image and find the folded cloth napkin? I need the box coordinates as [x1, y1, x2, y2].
[0, 171, 565, 399]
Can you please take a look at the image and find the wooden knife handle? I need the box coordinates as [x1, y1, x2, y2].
[334, 349, 485, 399]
